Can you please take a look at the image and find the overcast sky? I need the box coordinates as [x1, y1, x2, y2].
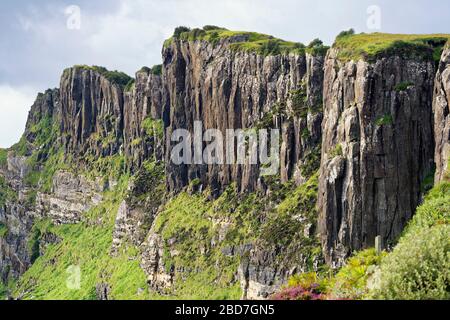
[1, 0, 449, 147]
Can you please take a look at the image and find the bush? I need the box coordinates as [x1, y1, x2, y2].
[372, 225, 449, 300]
[173, 26, 190, 38]
[375, 114, 394, 126]
[337, 28, 355, 39]
[272, 272, 328, 300]
[260, 39, 281, 56]
[0, 222, 8, 238]
[151, 64, 162, 76]
[0, 149, 7, 167]
[394, 81, 414, 92]
[329, 249, 386, 299]
[370, 182, 450, 300]
[308, 38, 324, 48]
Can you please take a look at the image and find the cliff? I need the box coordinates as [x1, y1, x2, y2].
[163, 30, 326, 194]
[0, 28, 449, 300]
[318, 37, 437, 264]
[433, 47, 450, 182]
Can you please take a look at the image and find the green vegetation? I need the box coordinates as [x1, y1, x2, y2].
[149, 171, 322, 299]
[20, 115, 68, 193]
[142, 116, 164, 140]
[330, 144, 343, 158]
[166, 26, 311, 56]
[375, 114, 394, 126]
[72, 65, 133, 88]
[368, 180, 449, 300]
[0, 175, 16, 208]
[306, 38, 329, 56]
[290, 86, 309, 118]
[329, 249, 386, 299]
[0, 149, 7, 167]
[152, 186, 261, 299]
[334, 32, 450, 62]
[151, 64, 162, 76]
[124, 79, 135, 92]
[12, 177, 154, 300]
[11, 136, 29, 157]
[394, 81, 414, 92]
[301, 146, 321, 179]
[259, 173, 323, 273]
[0, 222, 8, 238]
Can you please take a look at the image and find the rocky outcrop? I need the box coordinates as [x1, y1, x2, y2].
[433, 47, 450, 182]
[0, 154, 33, 282]
[318, 49, 436, 265]
[35, 171, 104, 225]
[140, 232, 174, 293]
[59, 67, 126, 159]
[123, 68, 164, 170]
[163, 38, 325, 194]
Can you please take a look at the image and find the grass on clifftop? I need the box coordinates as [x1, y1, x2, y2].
[334, 31, 450, 62]
[165, 26, 329, 56]
[71, 65, 133, 88]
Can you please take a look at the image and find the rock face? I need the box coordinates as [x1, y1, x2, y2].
[433, 48, 450, 183]
[318, 49, 436, 265]
[35, 171, 104, 225]
[2, 30, 449, 299]
[59, 66, 164, 171]
[60, 67, 126, 159]
[163, 38, 325, 194]
[0, 88, 59, 283]
[123, 68, 164, 170]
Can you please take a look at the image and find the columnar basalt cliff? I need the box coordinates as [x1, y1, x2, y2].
[163, 35, 325, 194]
[60, 67, 126, 159]
[0, 28, 449, 300]
[318, 45, 437, 265]
[123, 67, 165, 170]
[433, 47, 450, 183]
[319, 49, 435, 262]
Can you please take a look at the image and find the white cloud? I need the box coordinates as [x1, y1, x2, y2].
[0, 85, 36, 148]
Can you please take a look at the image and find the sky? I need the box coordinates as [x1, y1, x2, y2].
[0, 0, 449, 148]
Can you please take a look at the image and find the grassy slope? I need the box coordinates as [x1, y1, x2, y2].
[12, 176, 154, 300]
[334, 33, 450, 62]
[370, 181, 450, 299]
[150, 173, 321, 299]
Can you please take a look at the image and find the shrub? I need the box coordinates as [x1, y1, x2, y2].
[173, 26, 191, 38]
[0, 149, 7, 167]
[375, 114, 394, 126]
[0, 222, 8, 238]
[370, 182, 450, 300]
[260, 39, 281, 56]
[308, 38, 324, 48]
[394, 81, 414, 92]
[124, 79, 135, 92]
[142, 117, 164, 139]
[272, 272, 328, 300]
[329, 249, 386, 299]
[150, 64, 162, 76]
[271, 285, 326, 300]
[330, 144, 343, 158]
[337, 28, 355, 39]
[372, 225, 449, 300]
